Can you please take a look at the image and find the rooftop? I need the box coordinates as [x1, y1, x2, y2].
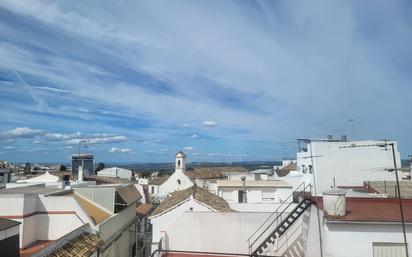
[20, 241, 53, 257]
[275, 162, 297, 177]
[0, 217, 20, 231]
[149, 176, 169, 185]
[48, 233, 103, 257]
[316, 197, 412, 223]
[185, 166, 249, 179]
[86, 175, 131, 185]
[151, 185, 232, 216]
[0, 185, 70, 195]
[368, 181, 412, 199]
[72, 193, 111, 224]
[216, 180, 292, 188]
[136, 203, 153, 217]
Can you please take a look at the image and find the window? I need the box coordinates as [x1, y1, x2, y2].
[222, 190, 233, 201]
[262, 190, 276, 201]
[151, 186, 155, 194]
[177, 160, 181, 167]
[238, 190, 247, 203]
[373, 242, 407, 257]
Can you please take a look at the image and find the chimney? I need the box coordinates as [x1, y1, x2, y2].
[78, 166, 84, 182]
[341, 135, 347, 142]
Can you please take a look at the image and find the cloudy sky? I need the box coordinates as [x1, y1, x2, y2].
[0, 0, 411, 163]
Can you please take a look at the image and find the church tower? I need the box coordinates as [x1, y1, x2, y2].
[175, 151, 187, 173]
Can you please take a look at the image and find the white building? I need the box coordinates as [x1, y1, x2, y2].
[157, 151, 193, 198]
[216, 179, 293, 204]
[297, 139, 402, 194]
[306, 190, 412, 257]
[97, 167, 133, 180]
[150, 185, 232, 252]
[0, 183, 141, 257]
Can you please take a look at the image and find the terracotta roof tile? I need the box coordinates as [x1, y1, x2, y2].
[315, 197, 412, 223]
[49, 233, 103, 257]
[149, 177, 169, 185]
[185, 166, 248, 179]
[151, 185, 232, 216]
[72, 193, 111, 224]
[136, 203, 153, 217]
[86, 175, 131, 184]
[275, 162, 297, 177]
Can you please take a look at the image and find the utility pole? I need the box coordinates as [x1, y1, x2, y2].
[388, 143, 409, 257]
[340, 141, 408, 256]
[78, 139, 87, 176]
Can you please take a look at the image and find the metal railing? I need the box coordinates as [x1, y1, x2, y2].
[150, 249, 281, 257]
[247, 182, 311, 255]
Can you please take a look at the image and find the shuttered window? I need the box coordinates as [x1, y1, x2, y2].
[373, 242, 407, 257]
[262, 190, 275, 200]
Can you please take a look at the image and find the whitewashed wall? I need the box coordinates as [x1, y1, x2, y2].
[218, 187, 291, 204]
[164, 212, 271, 254]
[150, 199, 214, 251]
[305, 207, 412, 257]
[158, 172, 193, 197]
[0, 194, 91, 248]
[297, 140, 401, 194]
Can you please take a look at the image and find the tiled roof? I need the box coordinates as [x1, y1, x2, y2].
[151, 185, 232, 216]
[275, 162, 297, 177]
[176, 151, 187, 158]
[49, 233, 103, 257]
[86, 175, 131, 184]
[72, 193, 111, 224]
[216, 180, 292, 188]
[149, 176, 169, 185]
[315, 197, 412, 223]
[185, 166, 248, 179]
[136, 203, 153, 217]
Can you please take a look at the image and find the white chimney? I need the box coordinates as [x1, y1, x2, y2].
[78, 166, 84, 182]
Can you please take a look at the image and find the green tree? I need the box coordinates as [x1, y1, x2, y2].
[95, 162, 105, 173]
[24, 162, 31, 175]
[59, 165, 67, 172]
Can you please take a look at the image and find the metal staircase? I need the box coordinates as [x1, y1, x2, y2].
[248, 182, 311, 257]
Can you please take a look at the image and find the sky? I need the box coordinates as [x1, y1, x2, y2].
[0, 0, 411, 163]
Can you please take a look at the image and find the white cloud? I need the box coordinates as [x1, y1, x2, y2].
[46, 132, 82, 141]
[32, 140, 41, 144]
[184, 146, 195, 151]
[201, 121, 218, 128]
[191, 134, 198, 138]
[155, 139, 164, 143]
[0, 127, 44, 139]
[110, 147, 130, 153]
[65, 135, 127, 145]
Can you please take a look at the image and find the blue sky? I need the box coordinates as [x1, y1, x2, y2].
[0, 0, 411, 163]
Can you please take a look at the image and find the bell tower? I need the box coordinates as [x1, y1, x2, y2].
[175, 151, 187, 173]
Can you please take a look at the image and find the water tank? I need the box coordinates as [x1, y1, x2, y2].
[326, 135, 333, 141]
[341, 135, 347, 142]
[322, 188, 346, 217]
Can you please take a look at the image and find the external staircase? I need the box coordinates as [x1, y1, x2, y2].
[248, 182, 312, 257]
